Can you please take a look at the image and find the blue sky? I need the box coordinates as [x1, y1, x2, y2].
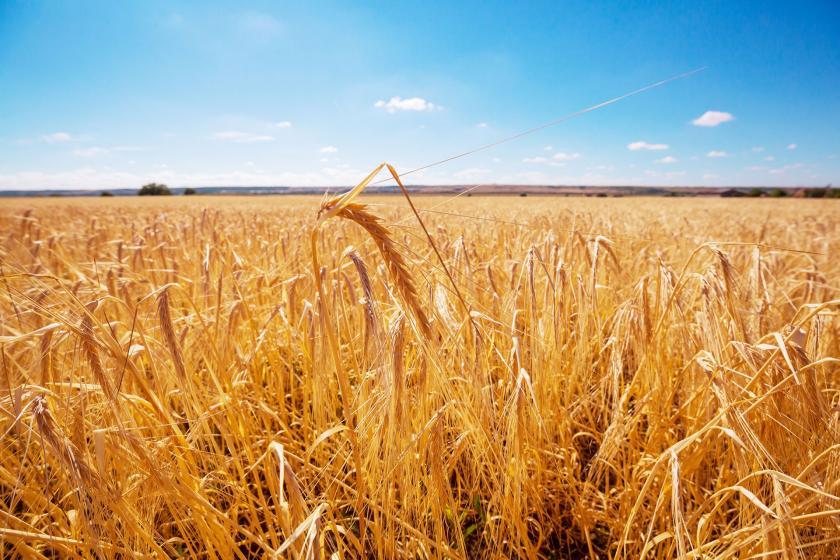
[1, 0, 838, 189]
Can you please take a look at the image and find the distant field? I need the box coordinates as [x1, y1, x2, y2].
[1, 195, 837, 558]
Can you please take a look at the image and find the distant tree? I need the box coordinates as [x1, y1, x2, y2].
[803, 188, 826, 198]
[519, 192, 528, 197]
[100, 191, 114, 197]
[183, 188, 197, 196]
[138, 183, 172, 196]
[748, 188, 764, 197]
[768, 188, 788, 198]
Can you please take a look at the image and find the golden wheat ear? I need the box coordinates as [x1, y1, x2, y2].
[333, 203, 431, 337]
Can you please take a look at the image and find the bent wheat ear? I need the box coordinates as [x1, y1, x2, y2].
[333, 203, 431, 337]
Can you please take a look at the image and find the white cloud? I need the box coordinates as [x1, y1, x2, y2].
[692, 111, 734, 127]
[764, 156, 775, 161]
[319, 146, 338, 153]
[628, 141, 669, 151]
[42, 132, 74, 143]
[655, 156, 678, 164]
[212, 131, 274, 143]
[72, 147, 109, 157]
[522, 152, 579, 167]
[703, 173, 719, 179]
[706, 150, 728, 158]
[476, 122, 488, 128]
[543, 145, 553, 151]
[751, 146, 765, 153]
[787, 143, 797, 150]
[374, 96, 440, 113]
[275, 121, 292, 128]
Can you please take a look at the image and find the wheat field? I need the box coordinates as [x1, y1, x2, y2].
[0, 192, 838, 559]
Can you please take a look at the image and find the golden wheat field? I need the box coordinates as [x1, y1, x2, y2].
[0, 191, 838, 559]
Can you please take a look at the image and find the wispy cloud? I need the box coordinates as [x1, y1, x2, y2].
[751, 146, 765, 153]
[72, 147, 109, 157]
[764, 155, 775, 161]
[212, 131, 274, 143]
[644, 170, 686, 178]
[628, 141, 669, 151]
[42, 132, 75, 143]
[374, 96, 440, 113]
[70, 145, 147, 157]
[275, 121, 292, 128]
[319, 145, 338, 153]
[237, 11, 283, 37]
[706, 150, 728, 158]
[692, 111, 734, 127]
[476, 122, 488, 128]
[787, 143, 797, 150]
[522, 152, 579, 166]
[769, 163, 803, 175]
[655, 156, 678, 164]
[703, 173, 719, 179]
[112, 145, 147, 152]
[453, 167, 492, 180]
